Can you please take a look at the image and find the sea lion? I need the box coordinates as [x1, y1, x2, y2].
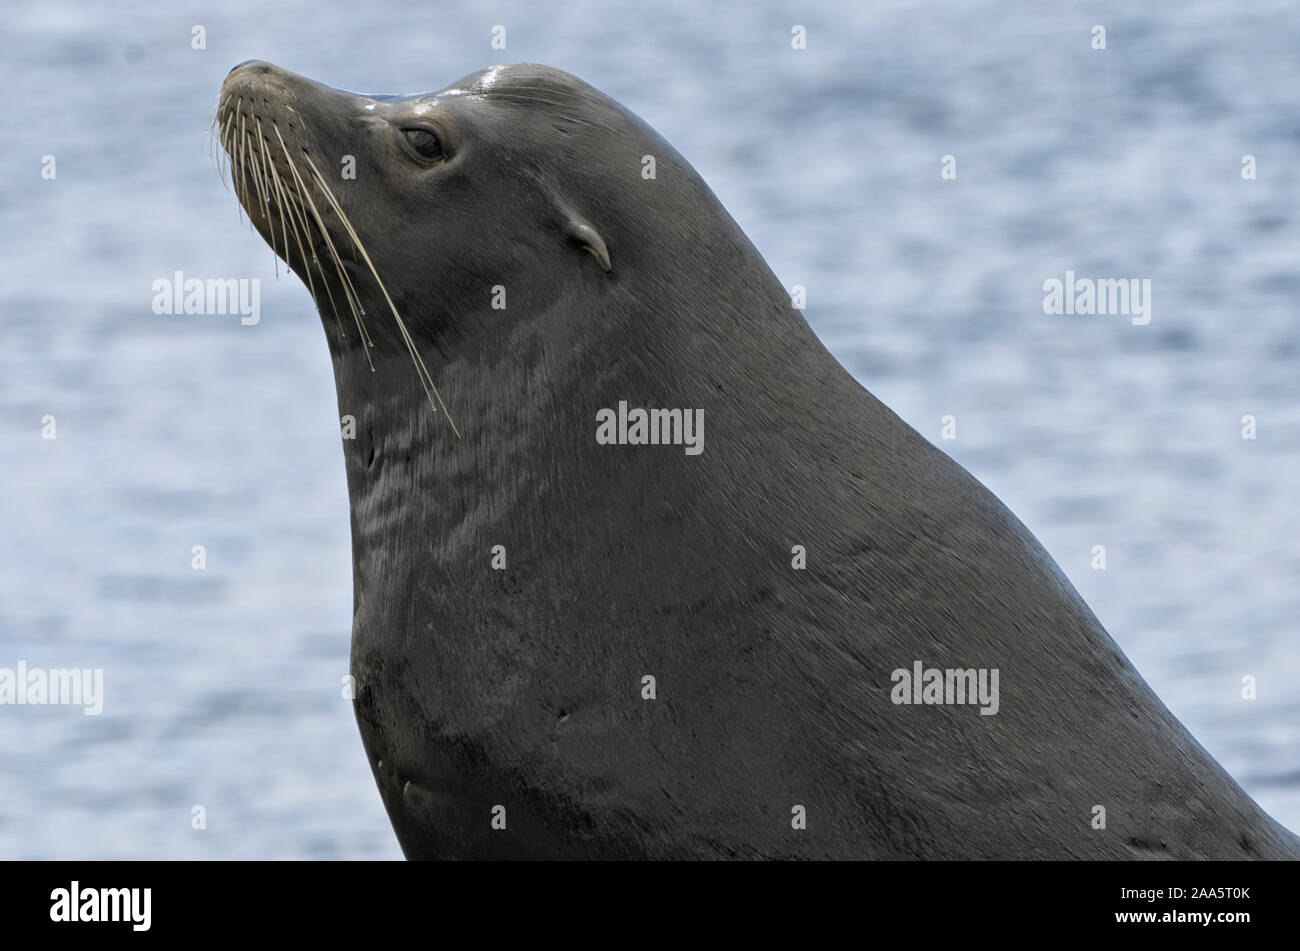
[215, 60, 1300, 860]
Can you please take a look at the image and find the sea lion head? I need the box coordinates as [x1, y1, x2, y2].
[215, 62, 741, 351]
[216, 61, 790, 445]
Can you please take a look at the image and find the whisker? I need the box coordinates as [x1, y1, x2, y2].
[273, 124, 378, 368]
[219, 119, 235, 191]
[252, 119, 279, 275]
[263, 135, 341, 335]
[302, 151, 461, 438]
[273, 130, 363, 318]
[234, 102, 249, 227]
[224, 106, 461, 437]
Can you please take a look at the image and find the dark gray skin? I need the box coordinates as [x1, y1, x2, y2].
[218, 61, 1300, 859]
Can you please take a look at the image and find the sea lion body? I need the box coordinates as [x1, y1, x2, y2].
[217, 61, 1300, 859]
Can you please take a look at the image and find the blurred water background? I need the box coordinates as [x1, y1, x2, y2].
[1, 0, 1297, 858]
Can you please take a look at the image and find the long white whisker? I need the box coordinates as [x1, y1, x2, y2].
[274, 124, 378, 368]
[234, 103, 250, 227]
[252, 120, 279, 275]
[264, 138, 335, 331]
[302, 152, 461, 439]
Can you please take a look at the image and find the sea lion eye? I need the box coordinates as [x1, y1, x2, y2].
[402, 127, 444, 161]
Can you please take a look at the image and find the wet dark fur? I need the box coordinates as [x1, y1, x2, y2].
[219, 62, 1300, 860]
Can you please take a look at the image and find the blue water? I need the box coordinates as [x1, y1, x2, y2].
[2, 0, 1297, 858]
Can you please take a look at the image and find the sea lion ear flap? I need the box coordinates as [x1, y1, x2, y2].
[561, 209, 612, 274]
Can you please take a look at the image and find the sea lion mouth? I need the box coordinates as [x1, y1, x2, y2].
[213, 61, 460, 436]
[214, 88, 355, 285]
